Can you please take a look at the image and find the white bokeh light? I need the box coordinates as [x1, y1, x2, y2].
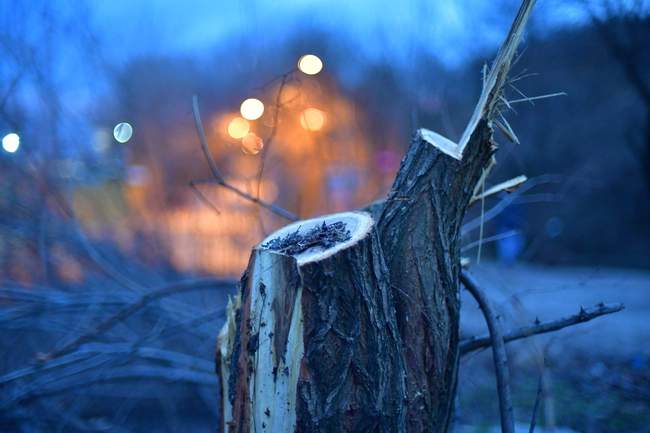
[297, 54, 323, 75]
[2, 133, 20, 153]
[240, 98, 265, 120]
[113, 122, 133, 143]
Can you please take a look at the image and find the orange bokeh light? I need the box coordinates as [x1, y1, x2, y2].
[241, 132, 264, 155]
[300, 108, 325, 131]
[227, 117, 250, 139]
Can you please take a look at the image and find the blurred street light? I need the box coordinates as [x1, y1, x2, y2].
[298, 54, 323, 75]
[300, 108, 325, 131]
[113, 122, 133, 143]
[240, 98, 265, 120]
[241, 132, 264, 155]
[2, 133, 20, 153]
[227, 117, 250, 139]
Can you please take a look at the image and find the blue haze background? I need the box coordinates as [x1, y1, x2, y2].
[1, 0, 650, 432]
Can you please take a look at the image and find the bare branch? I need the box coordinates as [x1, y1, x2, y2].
[461, 229, 520, 253]
[461, 271, 515, 433]
[472, 157, 497, 199]
[460, 302, 625, 355]
[40, 278, 232, 362]
[470, 175, 528, 205]
[509, 71, 540, 84]
[507, 91, 567, 105]
[192, 95, 224, 183]
[528, 375, 543, 433]
[8, 365, 216, 405]
[462, 174, 564, 236]
[191, 178, 298, 221]
[1, 342, 218, 387]
[190, 95, 299, 221]
[189, 180, 221, 214]
[256, 71, 291, 195]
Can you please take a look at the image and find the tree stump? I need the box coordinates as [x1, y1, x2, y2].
[217, 1, 537, 431]
[218, 212, 406, 433]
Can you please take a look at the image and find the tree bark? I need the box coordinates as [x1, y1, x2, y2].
[217, 128, 494, 433]
[374, 124, 494, 433]
[217, 212, 407, 433]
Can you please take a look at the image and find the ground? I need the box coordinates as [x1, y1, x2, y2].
[457, 262, 650, 433]
[462, 262, 650, 358]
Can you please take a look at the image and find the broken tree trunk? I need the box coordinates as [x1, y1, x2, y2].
[374, 125, 494, 433]
[217, 1, 537, 432]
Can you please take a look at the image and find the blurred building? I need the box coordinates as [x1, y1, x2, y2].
[72, 66, 394, 277]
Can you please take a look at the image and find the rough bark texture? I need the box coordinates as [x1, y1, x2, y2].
[217, 124, 494, 433]
[295, 223, 405, 433]
[375, 124, 494, 433]
[217, 1, 537, 430]
[218, 213, 407, 433]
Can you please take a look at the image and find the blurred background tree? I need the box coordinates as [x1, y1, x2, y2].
[1, 0, 649, 432]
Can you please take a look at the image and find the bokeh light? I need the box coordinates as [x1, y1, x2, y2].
[300, 108, 325, 131]
[227, 117, 250, 139]
[297, 54, 323, 75]
[241, 132, 264, 155]
[240, 98, 265, 120]
[113, 122, 133, 143]
[2, 133, 20, 153]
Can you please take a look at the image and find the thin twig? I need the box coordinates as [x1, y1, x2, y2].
[40, 278, 231, 362]
[495, 113, 520, 144]
[459, 302, 625, 355]
[253, 67, 297, 91]
[477, 169, 486, 264]
[508, 71, 539, 84]
[472, 156, 497, 199]
[192, 95, 224, 183]
[191, 178, 298, 221]
[462, 174, 564, 236]
[256, 71, 291, 196]
[1, 340, 221, 386]
[507, 91, 567, 104]
[461, 271, 515, 433]
[462, 229, 520, 253]
[189, 180, 221, 214]
[528, 375, 543, 433]
[508, 82, 533, 105]
[470, 175, 528, 205]
[6, 365, 216, 406]
[190, 95, 298, 221]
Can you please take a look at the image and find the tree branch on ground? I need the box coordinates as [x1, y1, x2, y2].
[459, 302, 625, 355]
[39, 278, 231, 362]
